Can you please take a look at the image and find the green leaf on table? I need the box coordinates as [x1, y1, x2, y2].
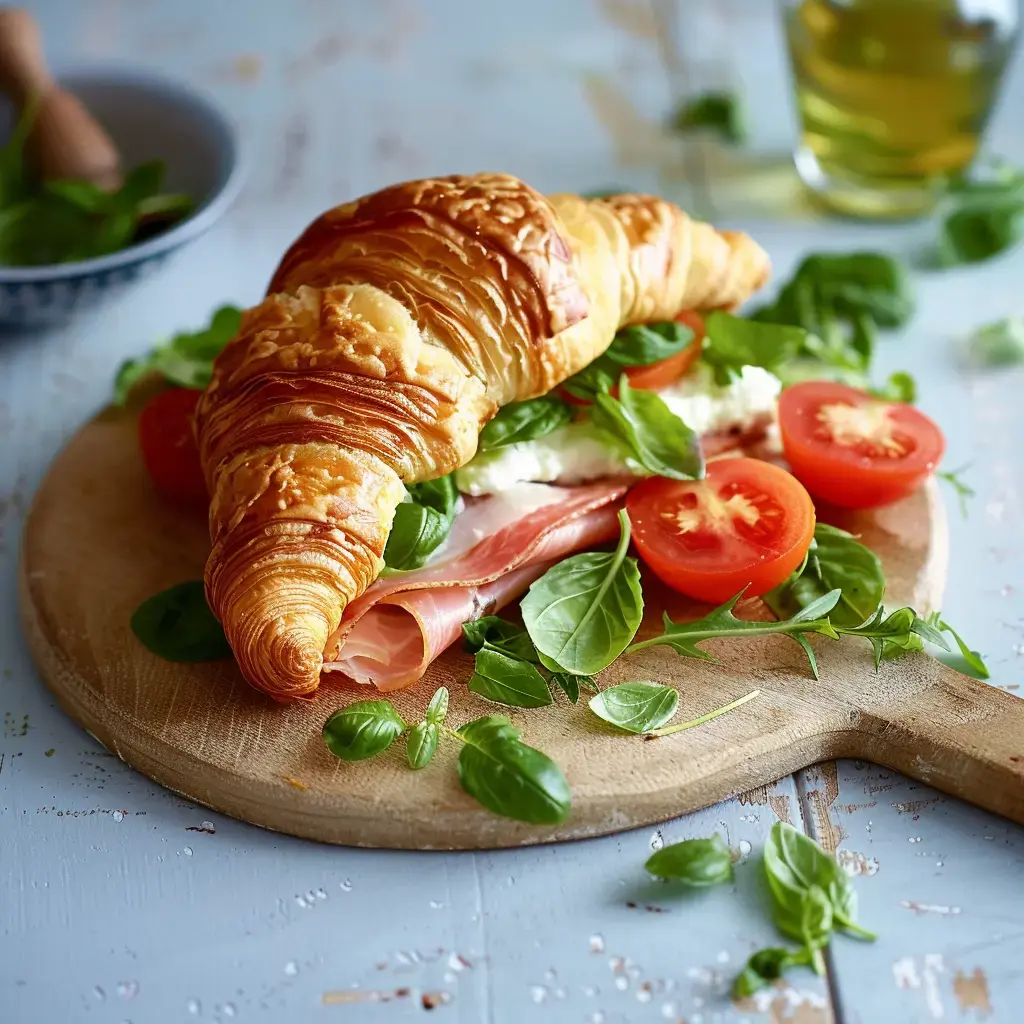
[521, 508, 644, 675]
[627, 588, 840, 679]
[702, 311, 806, 381]
[323, 700, 406, 762]
[468, 645, 553, 708]
[112, 305, 243, 403]
[670, 91, 746, 146]
[764, 524, 885, 629]
[130, 580, 231, 662]
[870, 370, 917, 403]
[425, 685, 450, 725]
[733, 947, 813, 999]
[548, 670, 581, 704]
[588, 681, 678, 734]
[405, 721, 439, 770]
[835, 605, 950, 671]
[644, 833, 733, 886]
[964, 316, 1024, 368]
[920, 612, 989, 680]
[479, 395, 573, 451]
[455, 715, 571, 824]
[591, 377, 703, 480]
[461, 616, 539, 662]
[938, 199, 1024, 266]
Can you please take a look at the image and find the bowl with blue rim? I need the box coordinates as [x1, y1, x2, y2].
[0, 67, 244, 327]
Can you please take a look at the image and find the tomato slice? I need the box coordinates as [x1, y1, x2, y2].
[138, 387, 208, 507]
[778, 381, 945, 509]
[626, 458, 816, 604]
[561, 310, 705, 405]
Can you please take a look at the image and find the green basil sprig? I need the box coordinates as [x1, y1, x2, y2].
[733, 947, 813, 999]
[321, 688, 570, 824]
[479, 395, 573, 452]
[764, 524, 885, 629]
[645, 834, 734, 886]
[522, 508, 644, 676]
[114, 305, 243, 404]
[384, 474, 459, 571]
[590, 377, 703, 480]
[130, 580, 232, 662]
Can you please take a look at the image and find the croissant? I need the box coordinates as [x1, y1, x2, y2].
[194, 173, 770, 700]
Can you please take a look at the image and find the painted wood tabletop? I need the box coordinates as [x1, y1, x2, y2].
[3, 2, 1024, 1021]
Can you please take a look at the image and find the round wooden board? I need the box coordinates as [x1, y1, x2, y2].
[20, 408, 949, 849]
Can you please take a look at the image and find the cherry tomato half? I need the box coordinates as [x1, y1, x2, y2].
[626, 458, 816, 604]
[778, 381, 945, 510]
[561, 310, 705, 405]
[138, 387, 208, 507]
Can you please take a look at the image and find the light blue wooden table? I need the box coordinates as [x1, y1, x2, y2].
[4, 2, 1024, 1021]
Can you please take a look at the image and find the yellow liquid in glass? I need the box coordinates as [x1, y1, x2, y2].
[786, 0, 1017, 217]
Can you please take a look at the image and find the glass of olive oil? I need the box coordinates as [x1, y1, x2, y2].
[783, 0, 1020, 218]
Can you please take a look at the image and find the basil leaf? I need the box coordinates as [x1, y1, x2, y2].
[383, 503, 450, 571]
[644, 834, 733, 885]
[965, 316, 1024, 368]
[115, 160, 165, 208]
[322, 700, 406, 762]
[562, 360, 618, 402]
[45, 178, 109, 213]
[407, 473, 459, 519]
[870, 370, 916, 403]
[764, 524, 885, 629]
[548, 671, 581, 704]
[468, 645, 553, 708]
[406, 721, 439, 770]
[479, 396, 572, 451]
[670, 91, 746, 145]
[603, 321, 692, 367]
[733, 947, 811, 999]
[629, 588, 841, 679]
[938, 200, 1024, 266]
[794, 252, 915, 328]
[130, 580, 232, 662]
[425, 686, 450, 725]
[588, 681, 678, 734]
[795, 884, 834, 954]
[702, 311, 806, 380]
[522, 508, 644, 675]
[113, 305, 243, 403]
[591, 378, 703, 480]
[764, 822, 875, 944]
[461, 616, 538, 662]
[456, 715, 571, 824]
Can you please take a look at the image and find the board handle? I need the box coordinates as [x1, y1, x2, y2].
[0, 6, 121, 187]
[857, 664, 1024, 825]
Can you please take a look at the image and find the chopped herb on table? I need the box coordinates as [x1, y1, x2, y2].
[669, 91, 746, 146]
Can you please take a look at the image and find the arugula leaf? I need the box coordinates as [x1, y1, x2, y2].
[113, 305, 243, 403]
[920, 612, 989, 680]
[764, 822, 876, 945]
[702, 311, 806, 381]
[591, 377, 703, 480]
[130, 580, 232, 662]
[835, 606, 949, 670]
[384, 474, 459, 571]
[455, 715, 571, 824]
[468, 644, 553, 708]
[645, 834, 734, 886]
[936, 464, 974, 519]
[462, 616, 538, 662]
[479, 395, 573, 452]
[522, 508, 644, 675]
[406, 721, 439, 769]
[965, 316, 1024, 368]
[733, 947, 812, 999]
[588, 681, 679, 733]
[670, 91, 746, 146]
[323, 700, 406, 761]
[764, 524, 885, 629]
[627, 589, 841, 679]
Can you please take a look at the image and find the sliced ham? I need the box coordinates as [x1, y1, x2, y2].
[322, 480, 630, 691]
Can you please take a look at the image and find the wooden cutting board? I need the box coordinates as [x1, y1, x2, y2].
[19, 408, 1024, 849]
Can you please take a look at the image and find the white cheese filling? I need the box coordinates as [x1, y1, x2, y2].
[454, 364, 782, 497]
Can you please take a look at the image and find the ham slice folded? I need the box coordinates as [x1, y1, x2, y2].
[322, 480, 630, 691]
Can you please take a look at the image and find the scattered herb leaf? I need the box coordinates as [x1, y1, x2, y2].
[670, 91, 746, 146]
[965, 315, 1024, 368]
[322, 700, 406, 762]
[425, 686, 450, 725]
[588, 681, 679, 734]
[468, 644, 554, 708]
[406, 721, 439, 769]
[130, 580, 231, 662]
[733, 947, 812, 999]
[645, 834, 734, 886]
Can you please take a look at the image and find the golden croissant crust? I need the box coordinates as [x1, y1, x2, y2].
[194, 173, 770, 699]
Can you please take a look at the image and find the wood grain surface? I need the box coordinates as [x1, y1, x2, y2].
[19, 407, 1024, 849]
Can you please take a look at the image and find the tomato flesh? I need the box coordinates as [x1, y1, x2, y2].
[626, 458, 816, 604]
[778, 381, 945, 509]
[138, 387, 208, 507]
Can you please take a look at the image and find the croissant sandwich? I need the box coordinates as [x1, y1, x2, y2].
[194, 173, 770, 700]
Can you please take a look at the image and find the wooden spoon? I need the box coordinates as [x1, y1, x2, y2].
[0, 6, 120, 187]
